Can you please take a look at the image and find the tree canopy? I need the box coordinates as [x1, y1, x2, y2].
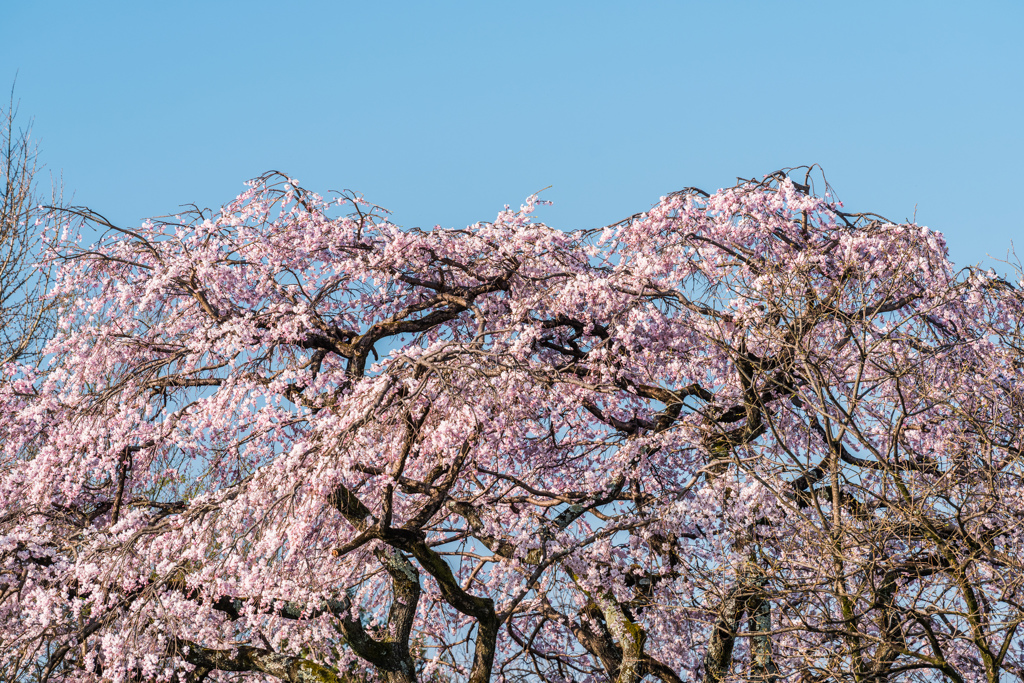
[2, 169, 1024, 683]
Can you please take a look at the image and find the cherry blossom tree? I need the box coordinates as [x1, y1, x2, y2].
[2, 168, 1023, 683]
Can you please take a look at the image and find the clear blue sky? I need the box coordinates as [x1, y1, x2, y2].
[3, 1, 1022, 269]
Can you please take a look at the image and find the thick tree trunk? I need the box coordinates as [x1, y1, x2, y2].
[701, 584, 747, 683]
[746, 589, 779, 683]
[592, 593, 645, 683]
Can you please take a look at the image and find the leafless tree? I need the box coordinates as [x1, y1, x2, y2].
[0, 85, 61, 365]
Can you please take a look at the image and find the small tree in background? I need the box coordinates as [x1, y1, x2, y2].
[2, 168, 1023, 683]
[0, 87, 61, 365]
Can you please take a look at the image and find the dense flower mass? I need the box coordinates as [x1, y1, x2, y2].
[2, 170, 1024, 683]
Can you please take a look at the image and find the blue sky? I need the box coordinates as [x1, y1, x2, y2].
[3, 1, 1021, 269]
